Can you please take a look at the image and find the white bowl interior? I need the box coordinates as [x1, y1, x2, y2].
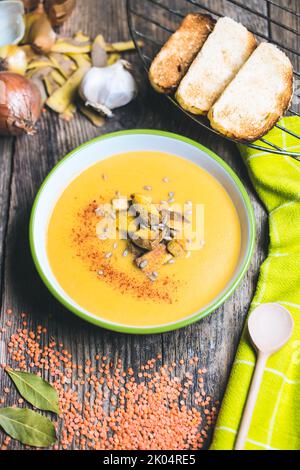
[31, 132, 253, 330]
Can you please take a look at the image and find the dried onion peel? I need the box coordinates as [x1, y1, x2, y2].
[0, 45, 28, 75]
[80, 61, 137, 117]
[0, 72, 42, 136]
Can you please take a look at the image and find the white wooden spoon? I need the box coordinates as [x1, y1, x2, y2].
[235, 303, 294, 450]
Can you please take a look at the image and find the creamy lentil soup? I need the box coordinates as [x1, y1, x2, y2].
[47, 151, 241, 326]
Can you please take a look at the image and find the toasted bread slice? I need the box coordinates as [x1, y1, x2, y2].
[176, 17, 257, 114]
[208, 43, 294, 141]
[149, 13, 215, 94]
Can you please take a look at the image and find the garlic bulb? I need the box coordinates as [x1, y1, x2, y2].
[79, 60, 137, 118]
[0, 1, 25, 47]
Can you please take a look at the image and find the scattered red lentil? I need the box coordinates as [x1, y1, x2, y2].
[0, 313, 218, 451]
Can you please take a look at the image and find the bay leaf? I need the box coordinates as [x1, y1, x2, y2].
[0, 408, 57, 447]
[6, 369, 59, 414]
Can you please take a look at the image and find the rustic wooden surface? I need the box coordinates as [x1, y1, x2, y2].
[0, 0, 297, 450]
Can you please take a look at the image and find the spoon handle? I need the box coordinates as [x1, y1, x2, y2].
[234, 351, 268, 450]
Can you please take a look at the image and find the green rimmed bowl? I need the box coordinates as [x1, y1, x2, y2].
[30, 130, 255, 334]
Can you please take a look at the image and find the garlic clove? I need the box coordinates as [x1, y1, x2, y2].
[21, 1, 40, 12]
[0, 1, 25, 47]
[79, 60, 137, 117]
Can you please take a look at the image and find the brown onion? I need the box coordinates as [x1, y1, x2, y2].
[0, 72, 42, 136]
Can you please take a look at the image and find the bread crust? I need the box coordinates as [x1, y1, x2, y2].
[208, 42, 294, 142]
[149, 13, 215, 94]
[176, 17, 257, 115]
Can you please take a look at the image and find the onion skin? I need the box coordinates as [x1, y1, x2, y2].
[21, 0, 40, 12]
[0, 72, 42, 136]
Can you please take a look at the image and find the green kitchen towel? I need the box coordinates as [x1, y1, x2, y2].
[211, 116, 300, 451]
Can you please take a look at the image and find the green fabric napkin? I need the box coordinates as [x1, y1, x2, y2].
[211, 116, 300, 450]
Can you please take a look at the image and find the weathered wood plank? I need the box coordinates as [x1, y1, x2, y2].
[1, 0, 294, 450]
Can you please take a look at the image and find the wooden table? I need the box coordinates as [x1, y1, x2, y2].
[0, 0, 296, 450]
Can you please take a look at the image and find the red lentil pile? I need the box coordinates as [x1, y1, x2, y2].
[0, 310, 218, 450]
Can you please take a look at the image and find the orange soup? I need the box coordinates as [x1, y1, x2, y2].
[47, 151, 241, 326]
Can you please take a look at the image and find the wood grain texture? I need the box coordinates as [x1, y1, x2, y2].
[0, 0, 296, 450]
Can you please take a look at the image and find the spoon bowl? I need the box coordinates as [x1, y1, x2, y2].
[248, 303, 294, 355]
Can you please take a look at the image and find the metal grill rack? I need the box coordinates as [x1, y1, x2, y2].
[127, 0, 300, 158]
